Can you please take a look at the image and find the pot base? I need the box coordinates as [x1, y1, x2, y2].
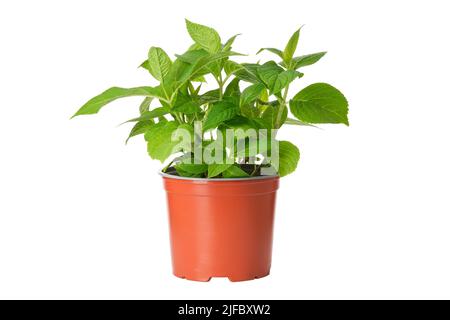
[174, 272, 270, 282]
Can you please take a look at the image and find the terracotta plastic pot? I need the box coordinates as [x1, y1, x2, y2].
[161, 172, 280, 282]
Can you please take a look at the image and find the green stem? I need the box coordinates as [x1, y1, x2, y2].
[162, 158, 175, 172]
[217, 74, 224, 100]
[174, 112, 184, 123]
[274, 84, 290, 130]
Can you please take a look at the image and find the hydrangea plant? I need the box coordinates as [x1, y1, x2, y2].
[72, 20, 349, 178]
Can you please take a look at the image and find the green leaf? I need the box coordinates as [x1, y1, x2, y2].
[72, 86, 166, 118]
[256, 47, 284, 60]
[261, 104, 287, 129]
[192, 76, 206, 82]
[203, 101, 239, 131]
[199, 89, 221, 104]
[191, 51, 242, 77]
[223, 78, 240, 97]
[272, 70, 300, 94]
[174, 168, 201, 177]
[175, 48, 231, 79]
[207, 163, 233, 178]
[283, 28, 301, 64]
[139, 59, 150, 71]
[147, 47, 172, 81]
[223, 34, 241, 51]
[290, 83, 349, 125]
[139, 97, 152, 114]
[292, 52, 327, 69]
[175, 163, 208, 174]
[285, 117, 318, 127]
[222, 115, 261, 131]
[172, 101, 201, 114]
[257, 61, 300, 94]
[123, 107, 170, 123]
[277, 141, 300, 177]
[168, 51, 242, 91]
[222, 165, 250, 178]
[240, 83, 265, 106]
[185, 19, 221, 53]
[126, 121, 153, 144]
[175, 49, 209, 64]
[220, 116, 268, 158]
[224, 60, 243, 76]
[163, 59, 192, 93]
[234, 63, 261, 84]
[257, 61, 283, 85]
[145, 121, 187, 162]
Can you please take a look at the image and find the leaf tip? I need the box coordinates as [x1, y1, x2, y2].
[70, 112, 79, 119]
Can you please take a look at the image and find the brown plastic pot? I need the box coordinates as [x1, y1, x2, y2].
[161, 172, 280, 282]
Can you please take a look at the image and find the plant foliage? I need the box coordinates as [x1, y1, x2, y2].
[72, 20, 349, 178]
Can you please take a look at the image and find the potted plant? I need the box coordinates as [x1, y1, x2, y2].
[72, 20, 349, 282]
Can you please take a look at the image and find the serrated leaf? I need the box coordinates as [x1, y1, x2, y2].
[290, 83, 349, 125]
[272, 70, 299, 94]
[185, 19, 221, 53]
[163, 59, 192, 92]
[168, 51, 242, 92]
[240, 83, 265, 106]
[257, 61, 283, 87]
[224, 78, 240, 97]
[72, 86, 166, 118]
[126, 121, 153, 144]
[234, 63, 261, 84]
[224, 60, 243, 76]
[292, 52, 327, 69]
[191, 51, 243, 77]
[207, 163, 233, 178]
[218, 116, 267, 158]
[257, 61, 300, 94]
[222, 115, 261, 130]
[261, 103, 287, 129]
[147, 47, 172, 81]
[203, 101, 239, 131]
[172, 101, 202, 114]
[145, 121, 188, 162]
[277, 140, 300, 177]
[175, 49, 209, 64]
[283, 28, 301, 64]
[199, 89, 221, 104]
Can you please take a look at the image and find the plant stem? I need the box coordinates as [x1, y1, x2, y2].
[174, 112, 184, 123]
[250, 164, 259, 176]
[162, 159, 175, 172]
[217, 74, 224, 100]
[274, 84, 290, 129]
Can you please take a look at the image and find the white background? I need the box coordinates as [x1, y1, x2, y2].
[1, 0, 449, 299]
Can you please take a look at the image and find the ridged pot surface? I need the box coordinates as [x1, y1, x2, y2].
[161, 173, 279, 282]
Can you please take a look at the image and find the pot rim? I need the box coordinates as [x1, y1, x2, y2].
[159, 170, 279, 182]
